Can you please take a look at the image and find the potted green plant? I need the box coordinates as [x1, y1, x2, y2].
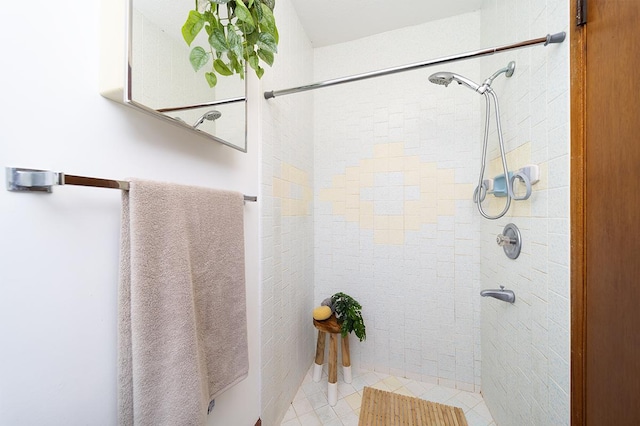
[331, 292, 366, 342]
[181, 0, 279, 87]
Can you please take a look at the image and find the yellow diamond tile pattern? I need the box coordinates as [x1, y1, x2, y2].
[318, 142, 476, 245]
[273, 163, 313, 216]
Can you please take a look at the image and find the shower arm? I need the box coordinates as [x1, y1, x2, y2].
[482, 61, 515, 87]
[264, 32, 565, 99]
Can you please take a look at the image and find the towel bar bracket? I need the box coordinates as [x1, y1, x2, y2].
[6, 168, 63, 193]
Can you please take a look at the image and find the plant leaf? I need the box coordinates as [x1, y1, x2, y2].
[235, 1, 256, 34]
[260, 23, 279, 45]
[258, 4, 275, 27]
[255, 66, 264, 79]
[234, 0, 254, 25]
[189, 46, 211, 71]
[260, 0, 275, 11]
[257, 32, 278, 53]
[259, 4, 278, 42]
[254, 2, 263, 22]
[208, 27, 229, 51]
[205, 72, 217, 87]
[257, 48, 274, 66]
[245, 30, 259, 45]
[213, 58, 234, 76]
[247, 52, 259, 71]
[227, 28, 244, 58]
[229, 54, 244, 76]
[182, 10, 205, 46]
[237, 60, 245, 79]
[204, 10, 219, 30]
[239, 21, 255, 35]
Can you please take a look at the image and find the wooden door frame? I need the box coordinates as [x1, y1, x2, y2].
[570, 0, 586, 424]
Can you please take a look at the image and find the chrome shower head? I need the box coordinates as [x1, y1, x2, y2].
[428, 72, 483, 93]
[193, 110, 222, 129]
[428, 72, 455, 87]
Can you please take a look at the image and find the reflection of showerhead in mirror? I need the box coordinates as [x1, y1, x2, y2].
[193, 110, 222, 129]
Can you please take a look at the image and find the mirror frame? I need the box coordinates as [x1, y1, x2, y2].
[99, 0, 248, 152]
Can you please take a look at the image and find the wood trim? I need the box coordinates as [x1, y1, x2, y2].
[254, 418, 261, 426]
[570, 0, 587, 424]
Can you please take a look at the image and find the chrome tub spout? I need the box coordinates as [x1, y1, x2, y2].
[480, 286, 515, 303]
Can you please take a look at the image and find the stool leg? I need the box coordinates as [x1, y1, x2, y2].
[313, 331, 326, 383]
[341, 334, 352, 383]
[328, 333, 338, 406]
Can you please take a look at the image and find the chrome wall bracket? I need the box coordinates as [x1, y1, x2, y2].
[496, 223, 522, 259]
[6, 167, 63, 193]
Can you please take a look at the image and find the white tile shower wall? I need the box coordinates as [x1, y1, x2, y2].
[260, 0, 315, 425]
[313, 12, 486, 391]
[479, 1, 570, 425]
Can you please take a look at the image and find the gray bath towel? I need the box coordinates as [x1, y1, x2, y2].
[118, 179, 248, 426]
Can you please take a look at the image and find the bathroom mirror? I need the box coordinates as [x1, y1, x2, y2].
[100, 0, 247, 152]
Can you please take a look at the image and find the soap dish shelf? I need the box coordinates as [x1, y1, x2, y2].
[477, 164, 539, 202]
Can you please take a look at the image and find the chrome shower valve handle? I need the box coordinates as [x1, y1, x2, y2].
[497, 223, 522, 259]
[496, 234, 516, 246]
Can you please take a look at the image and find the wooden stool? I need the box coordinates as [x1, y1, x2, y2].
[312, 314, 351, 406]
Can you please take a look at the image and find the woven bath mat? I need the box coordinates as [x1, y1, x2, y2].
[358, 386, 468, 426]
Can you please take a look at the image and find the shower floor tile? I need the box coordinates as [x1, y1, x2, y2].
[280, 365, 496, 426]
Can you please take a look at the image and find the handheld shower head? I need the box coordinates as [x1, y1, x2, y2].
[428, 72, 455, 87]
[428, 72, 483, 93]
[193, 110, 222, 129]
[429, 63, 517, 220]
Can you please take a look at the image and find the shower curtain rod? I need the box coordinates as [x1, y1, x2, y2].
[264, 32, 566, 99]
[5, 167, 258, 202]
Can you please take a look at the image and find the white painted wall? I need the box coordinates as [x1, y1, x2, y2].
[479, 1, 571, 425]
[313, 12, 484, 391]
[260, 0, 316, 425]
[0, 0, 260, 424]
